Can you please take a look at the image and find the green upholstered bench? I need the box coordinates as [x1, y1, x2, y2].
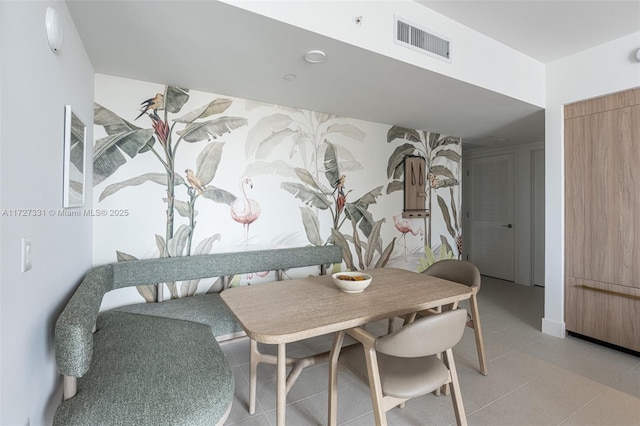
[53, 312, 233, 426]
[53, 245, 342, 426]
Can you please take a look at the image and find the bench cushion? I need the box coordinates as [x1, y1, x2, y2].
[111, 293, 243, 338]
[53, 311, 233, 426]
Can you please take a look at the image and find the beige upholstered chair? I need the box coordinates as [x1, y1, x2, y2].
[417, 259, 488, 376]
[328, 309, 469, 426]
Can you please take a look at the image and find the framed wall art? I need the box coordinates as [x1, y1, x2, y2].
[63, 105, 86, 208]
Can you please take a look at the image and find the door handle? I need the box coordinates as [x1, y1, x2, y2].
[501, 224, 513, 228]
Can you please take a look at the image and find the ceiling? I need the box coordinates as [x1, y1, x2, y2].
[420, 1, 640, 64]
[66, 1, 640, 148]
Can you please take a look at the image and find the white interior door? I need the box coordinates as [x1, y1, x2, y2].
[467, 154, 515, 281]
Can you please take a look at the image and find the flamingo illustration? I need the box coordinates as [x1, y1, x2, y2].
[246, 270, 271, 285]
[393, 214, 424, 259]
[231, 177, 261, 243]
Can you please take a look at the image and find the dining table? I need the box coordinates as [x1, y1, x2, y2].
[220, 266, 473, 426]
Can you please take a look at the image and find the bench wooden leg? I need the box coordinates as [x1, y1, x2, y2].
[63, 376, 77, 400]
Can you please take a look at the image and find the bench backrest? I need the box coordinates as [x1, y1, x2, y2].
[55, 246, 342, 377]
[110, 245, 342, 288]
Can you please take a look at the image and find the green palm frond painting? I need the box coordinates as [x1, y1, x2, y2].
[244, 109, 394, 270]
[94, 86, 247, 300]
[386, 126, 462, 263]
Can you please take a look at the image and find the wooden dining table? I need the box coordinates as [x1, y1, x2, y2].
[220, 267, 473, 426]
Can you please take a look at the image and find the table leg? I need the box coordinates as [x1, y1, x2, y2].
[276, 342, 287, 426]
[249, 339, 321, 418]
[286, 351, 329, 393]
[328, 331, 345, 426]
[249, 339, 259, 414]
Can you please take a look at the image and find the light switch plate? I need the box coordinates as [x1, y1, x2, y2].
[21, 237, 32, 273]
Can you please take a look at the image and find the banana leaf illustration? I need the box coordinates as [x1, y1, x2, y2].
[96, 86, 248, 302]
[331, 218, 395, 271]
[300, 206, 323, 246]
[416, 243, 455, 272]
[281, 182, 332, 209]
[94, 86, 190, 185]
[93, 104, 155, 186]
[437, 187, 463, 258]
[243, 110, 365, 179]
[176, 116, 247, 143]
[385, 126, 461, 194]
[99, 172, 186, 201]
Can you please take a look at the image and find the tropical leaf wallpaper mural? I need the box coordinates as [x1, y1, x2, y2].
[385, 126, 463, 271]
[94, 84, 248, 301]
[93, 74, 462, 307]
[242, 108, 394, 271]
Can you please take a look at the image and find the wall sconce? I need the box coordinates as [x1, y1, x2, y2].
[45, 7, 63, 52]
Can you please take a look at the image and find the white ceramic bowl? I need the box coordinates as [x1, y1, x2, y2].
[331, 272, 372, 293]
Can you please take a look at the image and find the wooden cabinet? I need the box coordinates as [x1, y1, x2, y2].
[565, 87, 640, 352]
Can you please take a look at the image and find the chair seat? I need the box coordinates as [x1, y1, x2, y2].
[340, 344, 450, 398]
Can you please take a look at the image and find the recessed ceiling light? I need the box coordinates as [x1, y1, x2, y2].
[283, 74, 297, 81]
[304, 49, 327, 63]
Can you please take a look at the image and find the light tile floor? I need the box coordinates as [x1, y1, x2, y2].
[221, 277, 640, 425]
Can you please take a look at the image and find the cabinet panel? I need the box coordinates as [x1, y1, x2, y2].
[565, 277, 640, 351]
[566, 104, 640, 288]
[587, 105, 640, 287]
[565, 88, 640, 352]
[565, 87, 640, 119]
[565, 115, 591, 279]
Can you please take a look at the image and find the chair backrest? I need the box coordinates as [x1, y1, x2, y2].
[423, 259, 481, 290]
[375, 309, 467, 358]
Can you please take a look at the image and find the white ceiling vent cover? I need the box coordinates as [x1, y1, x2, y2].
[394, 16, 451, 62]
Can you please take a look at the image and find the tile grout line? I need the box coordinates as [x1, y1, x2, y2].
[556, 386, 611, 426]
[464, 365, 552, 418]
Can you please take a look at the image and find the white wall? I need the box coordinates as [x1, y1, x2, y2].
[543, 32, 640, 338]
[463, 142, 544, 286]
[224, 0, 545, 108]
[532, 148, 545, 286]
[0, 1, 94, 424]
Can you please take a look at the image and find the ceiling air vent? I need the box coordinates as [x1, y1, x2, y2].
[394, 16, 451, 62]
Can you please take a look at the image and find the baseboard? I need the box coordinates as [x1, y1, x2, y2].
[567, 331, 640, 357]
[541, 317, 566, 338]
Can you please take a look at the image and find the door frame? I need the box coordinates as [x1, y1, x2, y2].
[465, 152, 516, 281]
[463, 142, 545, 285]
